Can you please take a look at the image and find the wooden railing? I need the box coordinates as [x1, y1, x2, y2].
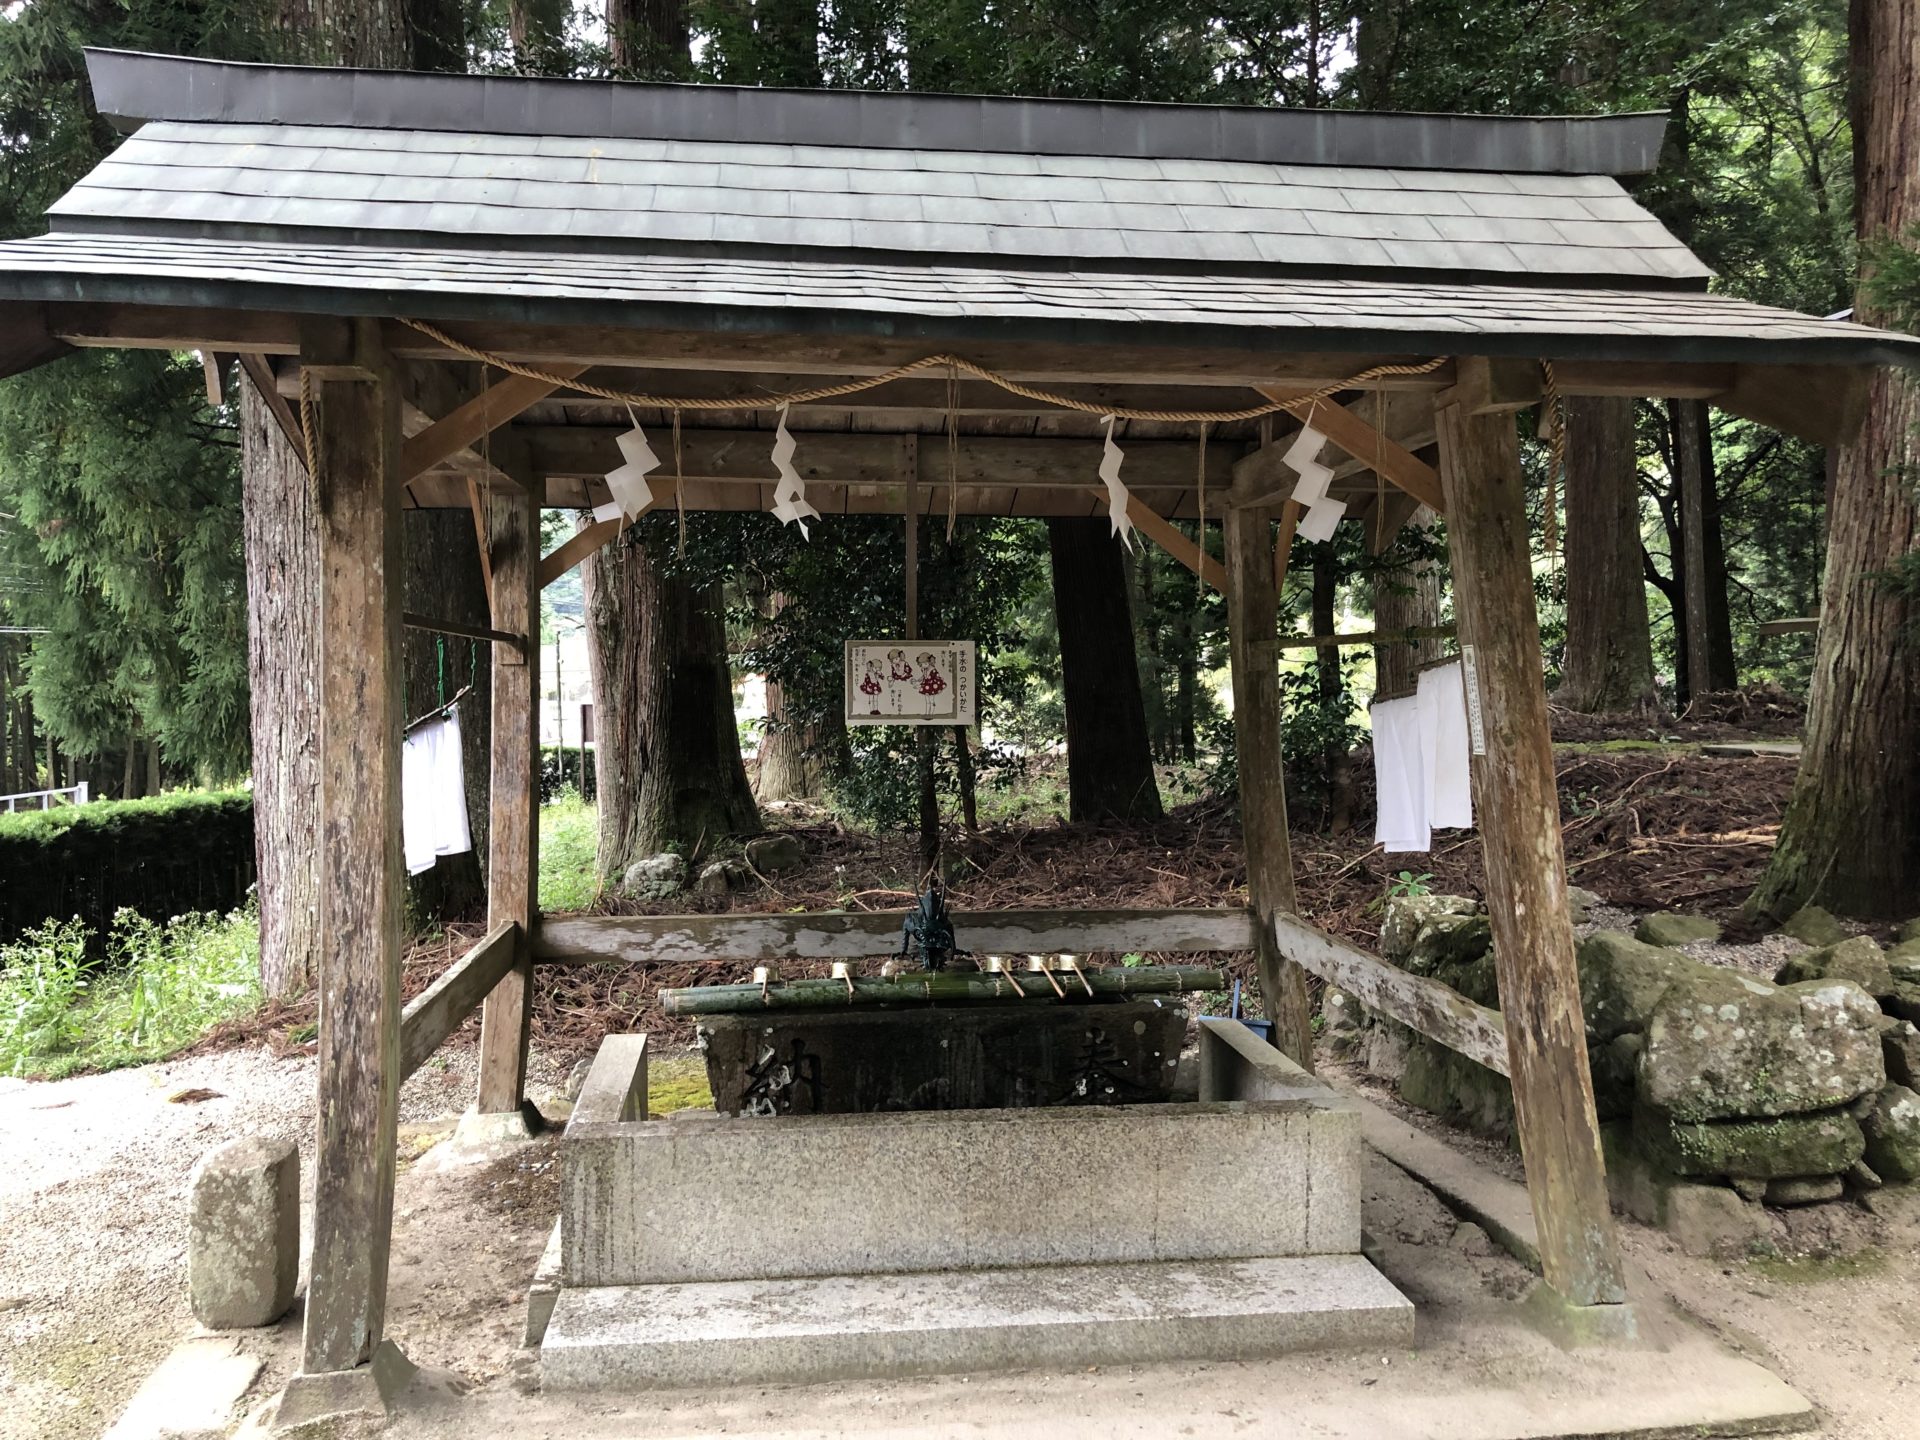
[399, 922, 519, 1080]
[531, 907, 1260, 966]
[1271, 911, 1509, 1076]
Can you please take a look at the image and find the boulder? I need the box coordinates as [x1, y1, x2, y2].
[1638, 972, 1885, 1121]
[1577, 930, 1698, 1041]
[1568, 886, 1602, 924]
[1399, 1039, 1512, 1138]
[1888, 937, 1920, 981]
[1590, 1031, 1643, 1121]
[1602, 1124, 1767, 1257]
[1773, 936, 1894, 999]
[1899, 918, 1920, 945]
[744, 833, 807, 874]
[1401, 913, 1494, 976]
[694, 859, 747, 896]
[188, 1136, 299, 1329]
[1364, 1018, 1414, 1083]
[1860, 1084, 1920, 1183]
[1634, 1105, 1865, 1181]
[1634, 912, 1722, 947]
[1781, 904, 1848, 946]
[1764, 1175, 1844, 1207]
[621, 852, 687, 898]
[1380, 893, 1481, 962]
[1884, 981, 1920, 1027]
[1882, 1020, 1920, 1090]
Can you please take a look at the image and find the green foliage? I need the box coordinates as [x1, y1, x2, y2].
[1388, 870, 1434, 899]
[0, 790, 255, 949]
[541, 743, 598, 803]
[539, 792, 602, 913]
[0, 905, 260, 1079]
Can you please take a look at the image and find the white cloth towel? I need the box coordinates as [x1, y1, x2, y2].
[1370, 695, 1428, 853]
[402, 702, 473, 876]
[1372, 662, 1475, 852]
[1417, 661, 1475, 831]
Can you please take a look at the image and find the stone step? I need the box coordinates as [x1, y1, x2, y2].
[542, 1254, 1413, 1391]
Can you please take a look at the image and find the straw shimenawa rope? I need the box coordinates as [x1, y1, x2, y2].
[397, 317, 1449, 425]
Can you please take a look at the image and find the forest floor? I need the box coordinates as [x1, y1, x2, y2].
[193, 707, 1830, 1064]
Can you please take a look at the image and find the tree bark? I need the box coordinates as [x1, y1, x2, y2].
[241, 391, 322, 998]
[511, 0, 571, 74]
[583, 527, 759, 875]
[1046, 518, 1163, 823]
[1671, 398, 1738, 697]
[1371, 508, 1446, 699]
[1752, 0, 1920, 920]
[608, 0, 690, 77]
[1557, 397, 1659, 713]
[754, 592, 815, 802]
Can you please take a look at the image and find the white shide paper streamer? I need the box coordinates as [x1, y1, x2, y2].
[1099, 415, 1137, 552]
[770, 403, 822, 538]
[604, 408, 661, 521]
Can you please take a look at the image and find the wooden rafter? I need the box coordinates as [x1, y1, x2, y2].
[236, 353, 306, 462]
[536, 475, 679, 589]
[1257, 386, 1445, 513]
[400, 362, 588, 482]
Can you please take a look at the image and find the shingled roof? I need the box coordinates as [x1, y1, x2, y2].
[0, 48, 1913, 374]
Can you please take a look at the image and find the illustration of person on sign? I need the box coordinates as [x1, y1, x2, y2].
[887, 649, 913, 683]
[858, 659, 884, 712]
[916, 652, 946, 698]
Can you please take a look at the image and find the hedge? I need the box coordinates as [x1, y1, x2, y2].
[0, 790, 255, 950]
[541, 744, 597, 803]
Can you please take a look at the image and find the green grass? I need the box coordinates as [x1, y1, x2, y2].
[0, 905, 261, 1079]
[539, 790, 602, 912]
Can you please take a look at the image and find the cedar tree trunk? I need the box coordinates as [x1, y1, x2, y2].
[583, 526, 759, 874]
[1371, 507, 1445, 699]
[1312, 550, 1354, 829]
[1558, 397, 1659, 713]
[1046, 517, 1163, 822]
[1751, 0, 1920, 919]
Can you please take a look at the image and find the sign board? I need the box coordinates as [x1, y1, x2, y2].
[845, 640, 977, 727]
[1459, 644, 1488, 757]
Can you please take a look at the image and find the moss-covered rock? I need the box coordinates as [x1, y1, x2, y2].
[1861, 1084, 1920, 1183]
[1577, 930, 1698, 1041]
[1634, 1104, 1865, 1180]
[1638, 971, 1885, 1122]
[1884, 980, 1920, 1027]
[1590, 1032, 1643, 1121]
[1400, 1037, 1513, 1138]
[1773, 936, 1895, 999]
[1898, 918, 1920, 945]
[1634, 912, 1723, 947]
[1380, 893, 1481, 963]
[1887, 937, 1920, 981]
[1883, 1020, 1920, 1090]
[1781, 905, 1849, 946]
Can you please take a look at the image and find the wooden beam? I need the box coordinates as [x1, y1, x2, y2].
[200, 351, 226, 407]
[475, 474, 540, 1116]
[400, 363, 588, 481]
[465, 476, 494, 606]
[1717, 363, 1873, 448]
[1434, 387, 1627, 1312]
[303, 317, 404, 1375]
[1101, 492, 1228, 591]
[1441, 356, 1545, 416]
[401, 610, 524, 651]
[1277, 625, 1455, 649]
[1757, 615, 1820, 636]
[539, 518, 621, 590]
[1271, 912, 1508, 1076]
[1258, 389, 1445, 512]
[399, 923, 519, 1080]
[236, 353, 306, 462]
[1273, 498, 1302, 592]
[533, 907, 1260, 966]
[1223, 463, 1313, 1065]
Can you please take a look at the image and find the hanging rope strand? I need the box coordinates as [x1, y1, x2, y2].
[397, 316, 1447, 425]
[1194, 420, 1209, 599]
[1540, 360, 1566, 567]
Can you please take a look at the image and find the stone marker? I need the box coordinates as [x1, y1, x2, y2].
[1633, 912, 1722, 947]
[103, 1336, 262, 1440]
[188, 1136, 298, 1329]
[743, 832, 806, 874]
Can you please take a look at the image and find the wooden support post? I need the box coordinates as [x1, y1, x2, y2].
[474, 471, 540, 1116]
[1223, 464, 1313, 1065]
[1432, 393, 1627, 1312]
[302, 318, 405, 1375]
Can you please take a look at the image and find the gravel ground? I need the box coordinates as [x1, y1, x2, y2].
[0, 1041, 569, 1440]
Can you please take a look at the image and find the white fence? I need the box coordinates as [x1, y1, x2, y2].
[0, 782, 89, 813]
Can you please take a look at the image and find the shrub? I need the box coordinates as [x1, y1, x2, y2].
[540, 744, 597, 803]
[0, 790, 255, 951]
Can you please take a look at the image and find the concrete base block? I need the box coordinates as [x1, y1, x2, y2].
[524, 1219, 563, 1348]
[274, 1341, 416, 1433]
[1518, 1284, 1641, 1350]
[542, 1255, 1413, 1391]
[188, 1136, 299, 1329]
[105, 1336, 263, 1440]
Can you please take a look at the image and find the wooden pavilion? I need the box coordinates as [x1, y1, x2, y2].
[3, 47, 1916, 1401]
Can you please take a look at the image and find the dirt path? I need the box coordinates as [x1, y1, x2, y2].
[5, 1039, 1916, 1439]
